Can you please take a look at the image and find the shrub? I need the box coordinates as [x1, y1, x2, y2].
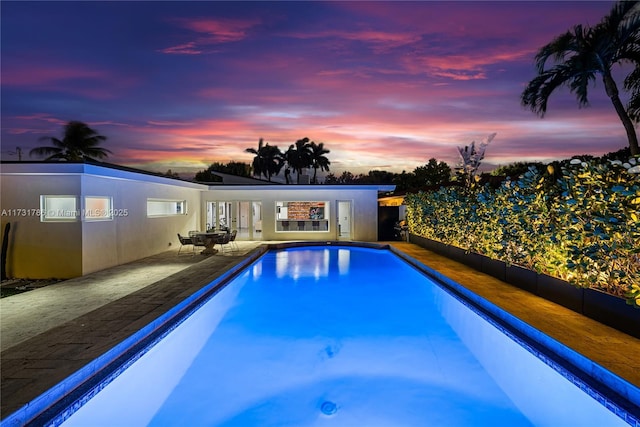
[405, 157, 639, 306]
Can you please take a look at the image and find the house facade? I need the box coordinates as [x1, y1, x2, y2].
[0, 162, 394, 279]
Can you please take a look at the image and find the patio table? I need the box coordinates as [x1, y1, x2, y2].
[196, 233, 220, 255]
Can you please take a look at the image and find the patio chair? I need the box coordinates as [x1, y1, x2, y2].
[215, 232, 231, 253]
[177, 233, 194, 254]
[229, 229, 239, 251]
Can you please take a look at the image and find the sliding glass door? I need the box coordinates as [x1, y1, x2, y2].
[206, 200, 262, 240]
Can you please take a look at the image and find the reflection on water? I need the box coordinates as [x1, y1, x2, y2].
[338, 249, 350, 275]
[275, 248, 352, 280]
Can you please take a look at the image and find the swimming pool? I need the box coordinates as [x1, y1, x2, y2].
[27, 246, 640, 425]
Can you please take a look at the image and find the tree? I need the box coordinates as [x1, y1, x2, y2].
[194, 168, 223, 182]
[359, 170, 396, 184]
[393, 170, 415, 192]
[413, 158, 451, 187]
[457, 133, 496, 187]
[194, 161, 251, 182]
[195, 161, 251, 181]
[244, 138, 284, 182]
[309, 141, 331, 183]
[29, 121, 111, 161]
[521, 1, 640, 155]
[216, 161, 251, 177]
[324, 172, 339, 184]
[245, 138, 267, 179]
[337, 171, 359, 184]
[324, 170, 359, 184]
[600, 146, 631, 162]
[491, 162, 545, 179]
[163, 169, 180, 179]
[284, 137, 313, 184]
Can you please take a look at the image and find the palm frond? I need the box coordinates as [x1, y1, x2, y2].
[29, 146, 62, 159]
[535, 27, 582, 72]
[521, 65, 581, 115]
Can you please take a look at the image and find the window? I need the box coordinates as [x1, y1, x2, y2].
[147, 199, 186, 217]
[276, 201, 329, 232]
[40, 195, 79, 222]
[84, 196, 113, 221]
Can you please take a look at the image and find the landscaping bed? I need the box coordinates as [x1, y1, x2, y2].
[0, 278, 63, 298]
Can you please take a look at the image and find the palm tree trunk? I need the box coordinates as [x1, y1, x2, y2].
[603, 72, 639, 155]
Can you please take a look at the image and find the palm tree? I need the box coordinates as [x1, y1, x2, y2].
[245, 138, 267, 179]
[245, 138, 283, 182]
[521, 1, 640, 155]
[30, 121, 111, 161]
[263, 144, 284, 181]
[309, 141, 331, 184]
[284, 137, 313, 184]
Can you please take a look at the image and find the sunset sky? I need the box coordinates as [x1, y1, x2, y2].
[0, 1, 629, 178]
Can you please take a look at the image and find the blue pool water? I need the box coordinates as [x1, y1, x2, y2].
[51, 246, 635, 426]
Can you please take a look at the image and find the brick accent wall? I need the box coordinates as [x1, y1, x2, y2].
[286, 201, 325, 219]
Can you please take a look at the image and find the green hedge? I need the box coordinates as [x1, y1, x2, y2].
[405, 158, 640, 307]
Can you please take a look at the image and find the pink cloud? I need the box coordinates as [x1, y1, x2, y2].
[289, 28, 422, 54]
[158, 17, 261, 55]
[158, 42, 202, 55]
[180, 18, 259, 42]
[399, 46, 533, 81]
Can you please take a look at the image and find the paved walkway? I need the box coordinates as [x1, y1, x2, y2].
[0, 241, 261, 352]
[1, 241, 639, 424]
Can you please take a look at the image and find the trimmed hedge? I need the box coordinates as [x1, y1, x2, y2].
[405, 158, 640, 307]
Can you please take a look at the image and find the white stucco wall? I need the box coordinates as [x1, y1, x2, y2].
[203, 185, 387, 242]
[1, 162, 394, 279]
[80, 171, 202, 275]
[1, 163, 203, 278]
[2, 166, 84, 278]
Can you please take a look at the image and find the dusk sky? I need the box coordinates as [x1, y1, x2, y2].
[0, 1, 630, 178]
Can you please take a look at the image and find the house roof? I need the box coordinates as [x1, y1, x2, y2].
[1, 160, 205, 189]
[199, 171, 279, 185]
[1, 161, 396, 192]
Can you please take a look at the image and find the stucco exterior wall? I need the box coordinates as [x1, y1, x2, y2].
[1, 162, 393, 279]
[203, 186, 382, 241]
[1, 163, 202, 278]
[80, 173, 201, 275]
[1, 172, 83, 278]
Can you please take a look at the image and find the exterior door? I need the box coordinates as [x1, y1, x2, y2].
[235, 201, 262, 240]
[237, 201, 249, 239]
[206, 201, 217, 232]
[252, 201, 262, 240]
[337, 200, 352, 240]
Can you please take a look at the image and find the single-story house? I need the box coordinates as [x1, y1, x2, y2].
[0, 161, 394, 279]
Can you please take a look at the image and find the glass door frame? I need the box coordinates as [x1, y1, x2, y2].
[337, 200, 353, 240]
[206, 200, 263, 240]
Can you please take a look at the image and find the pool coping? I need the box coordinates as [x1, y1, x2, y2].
[2, 241, 639, 426]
